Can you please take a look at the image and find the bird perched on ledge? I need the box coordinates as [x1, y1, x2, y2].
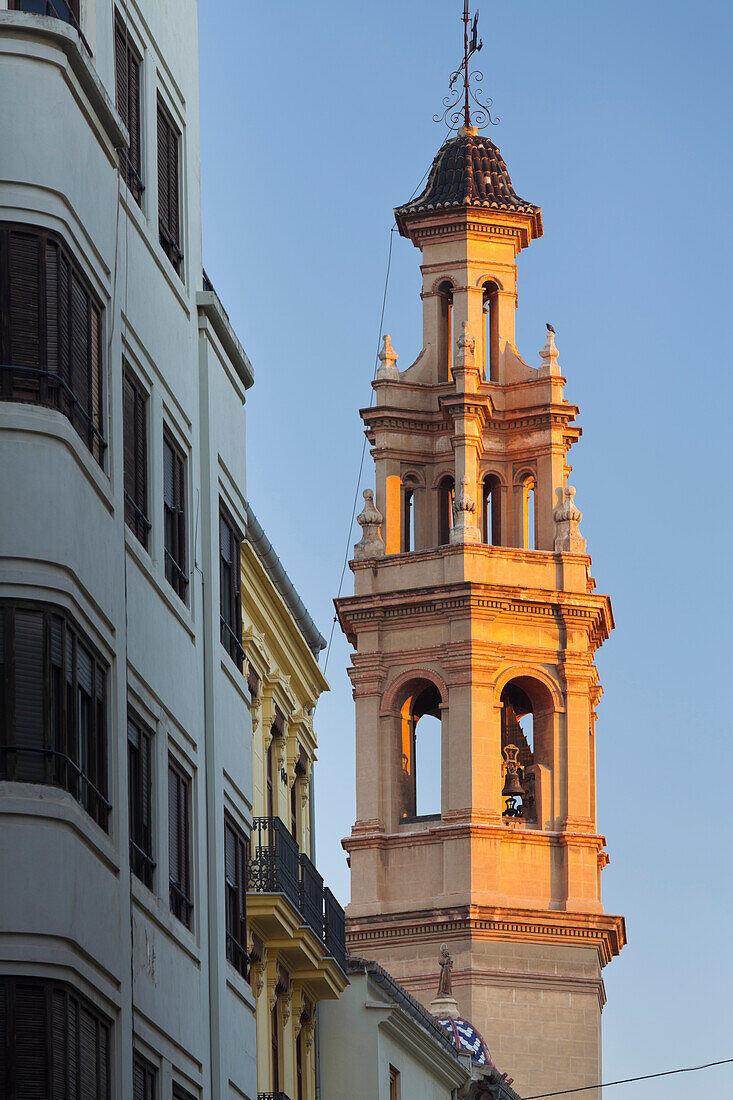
[546, 322, 555, 333]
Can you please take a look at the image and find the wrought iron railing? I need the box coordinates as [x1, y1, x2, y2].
[0, 744, 110, 829]
[220, 616, 244, 670]
[299, 852, 324, 941]
[12, 0, 93, 56]
[248, 818, 347, 971]
[0, 364, 106, 463]
[323, 886, 347, 972]
[130, 839, 155, 888]
[248, 816, 301, 913]
[169, 880, 193, 928]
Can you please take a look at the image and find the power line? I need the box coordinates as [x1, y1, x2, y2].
[522, 1057, 733, 1098]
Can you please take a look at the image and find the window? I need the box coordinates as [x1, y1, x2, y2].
[168, 760, 193, 927]
[402, 488, 414, 552]
[133, 1052, 157, 1100]
[520, 473, 536, 549]
[482, 474, 502, 546]
[389, 1065, 401, 1100]
[0, 977, 110, 1098]
[482, 279, 500, 381]
[219, 505, 243, 669]
[271, 1000, 280, 1094]
[123, 368, 149, 547]
[128, 712, 154, 887]
[224, 816, 249, 977]
[437, 475, 455, 546]
[0, 223, 105, 463]
[172, 1088, 195, 1100]
[436, 281, 453, 382]
[266, 737, 274, 818]
[0, 603, 109, 829]
[157, 97, 183, 274]
[399, 682, 442, 820]
[163, 430, 188, 600]
[114, 14, 143, 204]
[9, 0, 80, 26]
[296, 1030, 304, 1100]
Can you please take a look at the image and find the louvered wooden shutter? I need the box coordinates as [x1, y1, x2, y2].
[123, 370, 148, 546]
[8, 229, 41, 371]
[0, 981, 6, 1096]
[157, 98, 181, 269]
[14, 982, 49, 1098]
[168, 763, 180, 887]
[14, 609, 45, 783]
[157, 102, 170, 237]
[128, 47, 141, 186]
[51, 987, 67, 1098]
[45, 240, 59, 378]
[114, 17, 128, 127]
[123, 372, 137, 512]
[78, 1002, 99, 1100]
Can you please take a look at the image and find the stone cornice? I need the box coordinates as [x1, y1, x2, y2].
[345, 904, 626, 967]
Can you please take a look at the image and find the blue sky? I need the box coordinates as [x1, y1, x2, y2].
[199, 2, 733, 1095]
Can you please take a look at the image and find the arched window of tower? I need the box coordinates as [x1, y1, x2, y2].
[499, 676, 556, 825]
[398, 682, 443, 820]
[482, 280, 500, 382]
[402, 474, 421, 552]
[482, 474, 502, 546]
[438, 475, 455, 546]
[437, 281, 453, 382]
[521, 473, 536, 550]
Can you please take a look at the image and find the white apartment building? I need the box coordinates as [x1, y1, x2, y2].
[0, 3, 257, 1097]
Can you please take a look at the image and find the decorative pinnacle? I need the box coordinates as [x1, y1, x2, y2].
[376, 334, 399, 379]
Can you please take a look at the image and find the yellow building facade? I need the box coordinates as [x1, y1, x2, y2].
[241, 508, 347, 1099]
[336, 122, 626, 1100]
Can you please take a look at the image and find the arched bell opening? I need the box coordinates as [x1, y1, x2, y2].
[482, 279, 500, 382]
[397, 681, 443, 821]
[436, 281, 454, 383]
[401, 473, 421, 552]
[481, 473, 502, 546]
[437, 475, 455, 546]
[500, 676, 555, 823]
[517, 471, 536, 549]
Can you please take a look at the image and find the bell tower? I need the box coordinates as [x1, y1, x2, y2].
[335, 91, 626, 1100]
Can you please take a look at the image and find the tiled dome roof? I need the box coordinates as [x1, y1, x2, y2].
[395, 128, 542, 235]
[436, 1015, 493, 1066]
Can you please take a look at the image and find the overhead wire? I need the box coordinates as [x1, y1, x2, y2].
[321, 144, 442, 677]
[522, 1056, 733, 1098]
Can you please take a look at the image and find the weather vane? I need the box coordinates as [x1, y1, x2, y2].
[434, 1, 499, 132]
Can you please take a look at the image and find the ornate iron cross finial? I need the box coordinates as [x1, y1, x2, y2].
[434, 1, 499, 132]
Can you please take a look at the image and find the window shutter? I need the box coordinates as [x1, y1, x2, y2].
[14, 983, 49, 1099]
[51, 988, 67, 1100]
[141, 729, 151, 833]
[123, 372, 136, 504]
[114, 17, 129, 128]
[134, 379, 147, 525]
[14, 609, 45, 783]
[128, 48, 141, 184]
[8, 229, 41, 370]
[58, 252, 71, 390]
[168, 764, 180, 885]
[90, 305, 102, 459]
[45, 240, 59, 377]
[157, 103, 169, 228]
[0, 982, 6, 1097]
[225, 820, 236, 889]
[70, 274, 90, 428]
[163, 437, 175, 509]
[78, 1003, 99, 1100]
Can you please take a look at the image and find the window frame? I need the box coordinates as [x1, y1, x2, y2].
[0, 975, 110, 1099]
[168, 758, 193, 928]
[0, 601, 110, 829]
[224, 814, 249, 978]
[0, 222, 106, 464]
[128, 711, 155, 888]
[219, 502, 243, 669]
[114, 11, 144, 205]
[156, 95, 183, 275]
[163, 428, 188, 601]
[133, 1050, 157, 1100]
[123, 366, 150, 548]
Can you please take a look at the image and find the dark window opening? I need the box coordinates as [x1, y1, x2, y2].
[501, 682, 535, 820]
[437, 281, 453, 383]
[271, 1000, 280, 1094]
[219, 504, 243, 669]
[224, 815, 249, 978]
[482, 474, 502, 546]
[157, 98, 183, 275]
[0, 602, 109, 828]
[390, 1065, 401, 1100]
[114, 14, 144, 204]
[296, 1029, 304, 1100]
[482, 279, 500, 381]
[0, 976, 110, 1098]
[521, 474, 536, 549]
[168, 760, 193, 928]
[438, 475, 455, 546]
[399, 683, 442, 820]
[128, 712, 154, 888]
[402, 488, 415, 552]
[163, 430, 188, 600]
[0, 223, 105, 463]
[123, 368, 149, 547]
